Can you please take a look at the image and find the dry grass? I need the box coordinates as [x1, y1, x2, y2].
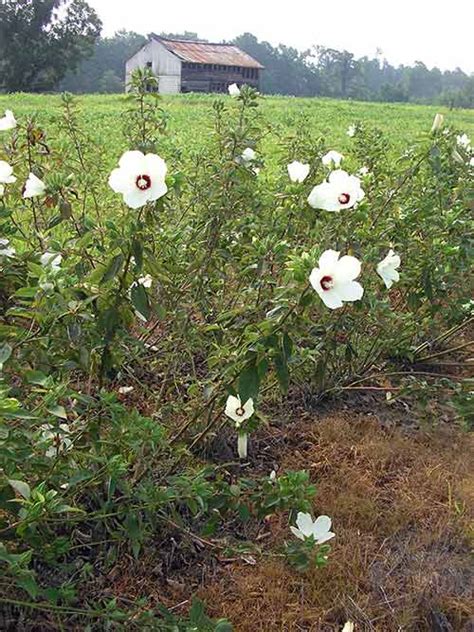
[197, 414, 474, 631]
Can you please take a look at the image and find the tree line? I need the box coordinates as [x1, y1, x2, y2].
[60, 31, 474, 108]
[1, 1, 473, 108]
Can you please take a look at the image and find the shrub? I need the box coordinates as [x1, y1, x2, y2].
[0, 76, 472, 626]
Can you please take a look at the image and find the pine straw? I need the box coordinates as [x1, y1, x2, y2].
[197, 414, 474, 631]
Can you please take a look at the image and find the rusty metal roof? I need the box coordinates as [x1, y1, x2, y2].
[150, 35, 264, 69]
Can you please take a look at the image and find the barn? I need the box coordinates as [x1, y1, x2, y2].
[125, 34, 264, 94]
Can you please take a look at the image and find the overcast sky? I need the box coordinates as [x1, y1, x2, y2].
[89, 0, 474, 72]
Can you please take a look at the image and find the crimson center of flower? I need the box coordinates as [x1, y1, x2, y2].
[235, 406, 245, 416]
[338, 192, 350, 204]
[135, 174, 152, 191]
[320, 275, 334, 291]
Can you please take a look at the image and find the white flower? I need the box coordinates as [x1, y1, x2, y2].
[109, 150, 168, 209]
[347, 125, 356, 137]
[431, 113, 444, 133]
[376, 249, 401, 289]
[0, 238, 15, 258]
[40, 424, 72, 458]
[241, 147, 256, 163]
[290, 512, 335, 544]
[269, 469, 277, 482]
[237, 433, 248, 459]
[0, 161, 16, 187]
[224, 394, 254, 427]
[342, 622, 355, 632]
[23, 172, 46, 198]
[0, 110, 16, 131]
[287, 160, 310, 183]
[228, 83, 240, 97]
[309, 249, 364, 310]
[456, 133, 470, 148]
[322, 150, 344, 168]
[470, 157, 474, 167]
[138, 274, 153, 288]
[40, 251, 62, 271]
[308, 169, 364, 212]
[358, 166, 369, 176]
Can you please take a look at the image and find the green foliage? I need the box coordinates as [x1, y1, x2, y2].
[285, 537, 331, 572]
[0, 83, 472, 627]
[0, 0, 102, 92]
[61, 30, 146, 93]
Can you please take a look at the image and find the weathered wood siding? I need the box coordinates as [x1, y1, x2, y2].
[125, 40, 181, 94]
[181, 63, 260, 93]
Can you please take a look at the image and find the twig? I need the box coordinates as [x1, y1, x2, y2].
[417, 340, 474, 363]
[413, 317, 473, 355]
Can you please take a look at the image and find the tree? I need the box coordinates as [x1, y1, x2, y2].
[159, 31, 202, 41]
[316, 47, 360, 97]
[233, 33, 318, 95]
[61, 30, 146, 93]
[0, 0, 102, 92]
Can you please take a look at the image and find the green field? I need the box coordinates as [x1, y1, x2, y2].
[2, 92, 474, 158]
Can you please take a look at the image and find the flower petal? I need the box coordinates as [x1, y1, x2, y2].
[335, 255, 361, 282]
[328, 169, 350, 185]
[318, 249, 340, 270]
[316, 530, 336, 544]
[290, 526, 305, 541]
[312, 515, 332, 536]
[225, 395, 241, 422]
[147, 180, 168, 202]
[296, 512, 314, 536]
[108, 167, 133, 194]
[144, 153, 167, 179]
[308, 182, 337, 211]
[123, 189, 148, 209]
[242, 398, 255, 419]
[320, 289, 344, 310]
[336, 281, 364, 302]
[309, 267, 323, 293]
[119, 150, 145, 170]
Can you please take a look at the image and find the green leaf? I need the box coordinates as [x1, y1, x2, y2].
[16, 576, 39, 599]
[100, 254, 124, 285]
[130, 283, 150, 320]
[14, 287, 38, 299]
[238, 362, 260, 402]
[47, 404, 67, 420]
[25, 370, 49, 386]
[131, 240, 143, 271]
[8, 479, 31, 499]
[275, 353, 289, 394]
[0, 343, 12, 368]
[189, 598, 207, 625]
[314, 358, 326, 390]
[283, 332, 293, 359]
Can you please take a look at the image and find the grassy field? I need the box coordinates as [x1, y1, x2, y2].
[2, 92, 474, 158]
